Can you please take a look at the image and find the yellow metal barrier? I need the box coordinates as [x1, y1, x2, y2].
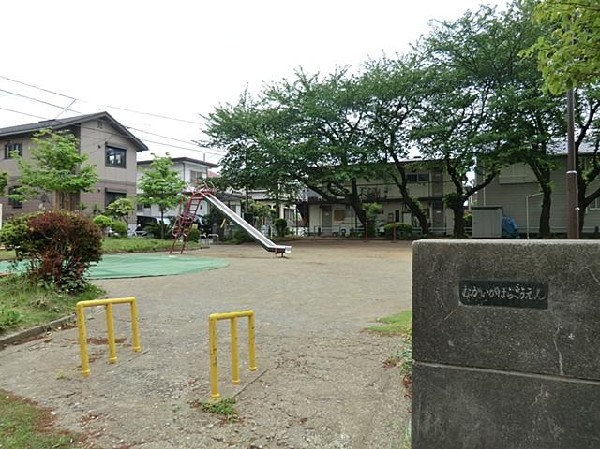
[209, 310, 257, 398]
[76, 297, 142, 377]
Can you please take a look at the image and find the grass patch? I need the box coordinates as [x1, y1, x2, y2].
[100, 237, 202, 253]
[368, 310, 414, 396]
[191, 397, 238, 423]
[0, 249, 16, 261]
[366, 310, 412, 337]
[0, 275, 103, 335]
[0, 389, 90, 448]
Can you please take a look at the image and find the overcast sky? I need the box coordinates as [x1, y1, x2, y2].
[1, 0, 508, 165]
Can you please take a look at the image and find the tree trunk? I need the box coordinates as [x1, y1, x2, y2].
[391, 154, 430, 234]
[452, 205, 465, 238]
[577, 182, 587, 235]
[398, 184, 430, 234]
[349, 180, 367, 226]
[538, 189, 552, 238]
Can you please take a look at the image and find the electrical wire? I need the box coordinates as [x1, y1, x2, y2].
[0, 84, 223, 158]
[0, 74, 203, 125]
[0, 106, 224, 162]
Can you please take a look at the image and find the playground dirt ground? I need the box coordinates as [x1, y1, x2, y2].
[0, 239, 413, 449]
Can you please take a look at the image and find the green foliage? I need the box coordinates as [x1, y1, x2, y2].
[231, 226, 254, 244]
[0, 307, 23, 332]
[188, 227, 201, 243]
[93, 214, 112, 228]
[146, 222, 173, 240]
[12, 129, 98, 204]
[528, 0, 600, 93]
[109, 220, 127, 238]
[105, 198, 135, 222]
[198, 397, 238, 422]
[367, 311, 413, 337]
[0, 171, 7, 196]
[205, 69, 382, 227]
[0, 274, 103, 335]
[138, 153, 186, 219]
[274, 218, 288, 238]
[0, 211, 102, 292]
[0, 389, 86, 448]
[383, 223, 413, 240]
[100, 237, 201, 253]
[364, 202, 382, 221]
[246, 200, 273, 224]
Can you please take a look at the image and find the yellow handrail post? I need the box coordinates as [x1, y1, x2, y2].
[105, 303, 117, 364]
[76, 303, 90, 377]
[208, 310, 256, 399]
[130, 299, 142, 352]
[209, 316, 220, 398]
[230, 317, 240, 384]
[248, 312, 257, 371]
[76, 297, 142, 377]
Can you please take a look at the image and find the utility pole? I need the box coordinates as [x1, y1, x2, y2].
[566, 88, 579, 239]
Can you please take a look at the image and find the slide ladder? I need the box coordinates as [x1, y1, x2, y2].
[170, 188, 208, 254]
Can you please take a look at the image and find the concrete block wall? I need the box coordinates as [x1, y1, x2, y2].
[412, 240, 600, 449]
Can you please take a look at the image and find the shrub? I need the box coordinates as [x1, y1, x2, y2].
[92, 214, 112, 228]
[0, 211, 102, 292]
[109, 220, 127, 238]
[274, 218, 288, 238]
[93, 214, 112, 237]
[0, 307, 23, 332]
[188, 227, 200, 243]
[383, 223, 413, 240]
[231, 227, 253, 244]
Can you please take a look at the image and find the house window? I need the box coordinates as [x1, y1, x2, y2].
[105, 146, 127, 168]
[190, 169, 206, 185]
[8, 186, 22, 209]
[590, 197, 600, 210]
[499, 163, 536, 184]
[407, 173, 430, 183]
[105, 190, 126, 208]
[334, 209, 346, 221]
[4, 142, 22, 159]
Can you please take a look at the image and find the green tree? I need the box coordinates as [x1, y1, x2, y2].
[137, 154, 186, 238]
[105, 197, 135, 222]
[360, 55, 432, 233]
[207, 69, 381, 228]
[574, 86, 600, 232]
[13, 129, 98, 210]
[530, 0, 600, 94]
[413, 6, 516, 237]
[0, 172, 7, 196]
[484, 1, 566, 238]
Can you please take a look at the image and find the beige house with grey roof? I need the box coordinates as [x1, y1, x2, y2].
[0, 111, 148, 222]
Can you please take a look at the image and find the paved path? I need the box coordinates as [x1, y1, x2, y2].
[0, 239, 413, 448]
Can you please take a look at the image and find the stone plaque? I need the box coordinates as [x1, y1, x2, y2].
[459, 280, 548, 309]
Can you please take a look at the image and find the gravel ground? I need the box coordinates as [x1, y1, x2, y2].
[0, 239, 412, 449]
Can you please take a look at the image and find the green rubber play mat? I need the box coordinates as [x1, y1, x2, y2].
[0, 253, 229, 279]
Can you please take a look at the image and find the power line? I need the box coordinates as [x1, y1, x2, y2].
[0, 88, 219, 155]
[0, 105, 224, 162]
[0, 74, 75, 101]
[0, 108, 47, 121]
[0, 74, 203, 125]
[0, 88, 84, 114]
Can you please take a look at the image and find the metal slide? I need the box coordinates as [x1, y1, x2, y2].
[204, 194, 292, 255]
